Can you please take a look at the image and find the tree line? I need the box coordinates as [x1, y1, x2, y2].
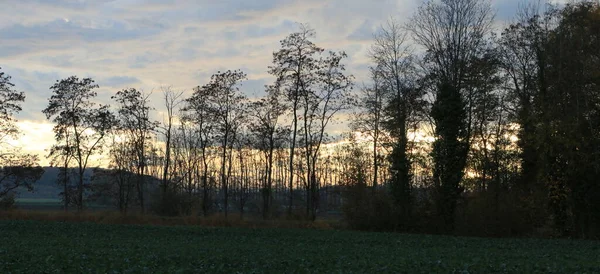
[1, 0, 599, 238]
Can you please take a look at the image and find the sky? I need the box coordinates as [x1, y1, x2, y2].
[0, 0, 558, 166]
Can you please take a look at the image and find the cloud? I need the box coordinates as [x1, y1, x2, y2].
[347, 20, 376, 41]
[0, 18, 166, 43]
[241, 78, 270, 98]
[39, 55, 74, 68]
[0, 0, 532, 159]
[102, 76, 140, 88]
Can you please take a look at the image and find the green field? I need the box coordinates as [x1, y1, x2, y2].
[0, 221, 598, 273]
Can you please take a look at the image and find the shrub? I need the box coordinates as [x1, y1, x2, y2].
[149, 189, 197, 217]
[341, 184, 396, 231]
[0, 192, 16, 210]
[454, 190, 549, 237]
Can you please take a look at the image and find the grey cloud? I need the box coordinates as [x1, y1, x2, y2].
[223, 31, 239, 41]
[186, 0, 296, 22]
[184, 26, 200, 34]
[196, 47, 242, 59]
[0, 18, 166, 43]
[179, 48, 198, 60]
[241, 78, 269, 98]
[127, 45, 201, 69]
[4, 68, 37, 93]
[243, 24, 279, 38]
[22, 0, 96, 10]
[185, 38, 205, 48]
[128, 52, 168, 69]
[0, 46, 34, 58]
[350, 63, 374, 83]
[32, 71, 62, 83]
[39, 55, 74, 67]
[215, 47, 241, 58]
[0, 66, 62, 121]
[347, 19, 375, 41]
[220, 20, 299, 42]
[102, 76, 140, 88]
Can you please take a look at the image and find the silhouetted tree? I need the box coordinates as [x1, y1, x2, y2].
[158, 87, 184, 213]
[409, 0, 495, 232]
[198, 70, 247, 217]
[43, 76, 114, 211]
[183, 85, 218, 217]
[350, 67, 387, 192]
[0, 68, 44, 206]
[248, 84, 289, 219]
[301, 50, 353, 220]
[111, 88, 158, 213]
[541, 1, 600, 237]
[269, 24, 323, 216]
[369, 19, 425, 226]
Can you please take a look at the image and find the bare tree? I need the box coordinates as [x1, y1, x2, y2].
[111, 88, 158, 213]
[0, 68, 44, 205]
[302, 50, 354, 220]
[248, 84, 289, 219]
[369, 19, 423, 224]
[0, 68, 24, 146]
[159, 87, 184, 211]
[196, 70, 247, 217]
[183, 85, 218, 217]
[350, 68, 387, 191]
[409, 0, 495, 232]
[498, 1, 550, 192]
[43, 76, 114, 211]
[102, 134, 136, 212]
[269, 24, 323, 216]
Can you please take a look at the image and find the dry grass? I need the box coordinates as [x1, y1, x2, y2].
[0, 209, 342, 230]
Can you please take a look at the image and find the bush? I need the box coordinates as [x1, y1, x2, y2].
[454, 190, 549, 237]
[150, 189, 198, 217]
[0, 192, 16, 210]
[341, 184, 396, 231]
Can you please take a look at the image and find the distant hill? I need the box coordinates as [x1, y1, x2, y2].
[16, 167, 160, 201]
[16, 167, 94, 200]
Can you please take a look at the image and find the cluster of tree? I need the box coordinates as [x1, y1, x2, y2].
[1, 0, 598, 238]
[40, 24, 353, 221]
[346, 0, 600, 238]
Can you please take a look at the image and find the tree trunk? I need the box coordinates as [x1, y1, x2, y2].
[288, 104, 298, 217]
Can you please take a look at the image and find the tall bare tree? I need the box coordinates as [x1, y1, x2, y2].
[111, 88, 158, 213]
[43, 76, 114, 211]
[248, 84, 289, 219]
[196, 70, 247, 217]
[183, 85, 218, 216]
[159, 87, 184, 210]
[409, 0, 495, 232]
[351, 67, 387, 191]
[498, 1, 554, 194]
[269, 24, 323, 216]
[301, 50, 353, 220]
[369, 19, 423, 225]
[103, 134, 136, 212]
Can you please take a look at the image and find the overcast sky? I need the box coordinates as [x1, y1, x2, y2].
[0, 0, 559, 164]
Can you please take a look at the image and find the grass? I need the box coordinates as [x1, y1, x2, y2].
[0, 220, 599, 273]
